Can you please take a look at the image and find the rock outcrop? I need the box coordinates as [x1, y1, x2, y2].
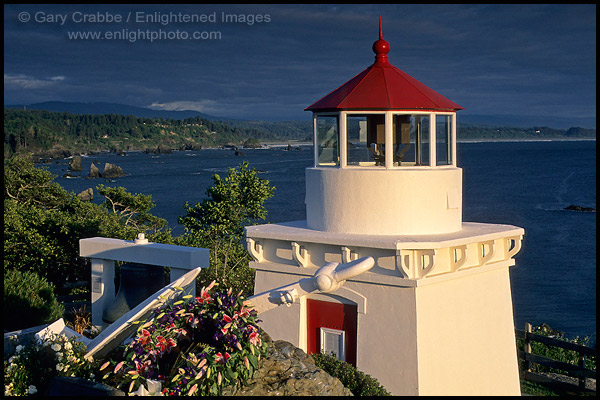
[223, 334, 353, 396]
[101, 163, 125, 179]
[145, 145, 172, 154]
[68, 156, 83, 171]
[88, 162, 101, 178]
[564, 204, 595, 212]
[77, 188, 93, 202]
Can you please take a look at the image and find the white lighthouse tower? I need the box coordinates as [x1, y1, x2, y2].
[245, 20, 524, 396]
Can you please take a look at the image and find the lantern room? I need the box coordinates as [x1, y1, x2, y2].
[306, 21, 463, 169]
[304, 19, 465, 236]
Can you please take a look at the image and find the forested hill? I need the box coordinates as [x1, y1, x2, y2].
[3, 108, 300, 159]
[3, 107, 596, 159]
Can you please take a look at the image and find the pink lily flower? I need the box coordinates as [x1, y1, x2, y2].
[214, 352, 231, 364]
[139, 329, 151, 346]
[196, 280, 216, 304]
[249, 331, 261, 347]
[156, 336, 176, 353]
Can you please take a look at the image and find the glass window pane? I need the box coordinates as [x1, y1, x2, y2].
[347, 115, 384, 166]
[317, 116, 339, 166]
[436, 115, 453, 165]
[320, 327, 346, 361]
[393, 115, 429, 166]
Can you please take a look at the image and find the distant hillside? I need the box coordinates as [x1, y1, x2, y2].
[458, 125, 595, 141]
[3, 108, 253, 159]
[3, 107, 595, 160]
[460, 113, 596, 130]
[6, 101, 596, 130]
[5, 101, 219, 121]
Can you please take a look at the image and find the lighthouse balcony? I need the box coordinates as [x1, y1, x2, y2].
[245, 221, 524, 284]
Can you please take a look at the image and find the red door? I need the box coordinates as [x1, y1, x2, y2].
[307, 299, 357, 366]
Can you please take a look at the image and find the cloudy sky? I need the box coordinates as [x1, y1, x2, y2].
[4, 4, 596, 122]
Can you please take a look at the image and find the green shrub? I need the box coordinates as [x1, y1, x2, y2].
[3, 269, 65, 331]
[312, 352, 391, 396]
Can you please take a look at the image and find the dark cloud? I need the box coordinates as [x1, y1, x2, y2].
[3, 4, 596, 121]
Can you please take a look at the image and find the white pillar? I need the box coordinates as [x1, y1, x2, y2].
[339, 111, 347, 168]
[313, 114, 318, 167]
[429, 113, 436, 167]
[452, 113, 457, 166]
[90, 258, 115, 329]
[385, 111, 393, 169]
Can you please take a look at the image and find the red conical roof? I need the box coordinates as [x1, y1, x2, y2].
[305, 19, 463, 112]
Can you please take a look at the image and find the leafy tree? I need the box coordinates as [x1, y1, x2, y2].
[177, 162, 275, 296]
[97, 184, 173, 243]
[3, 155, 173, 291]
[4, 154, 69, 208]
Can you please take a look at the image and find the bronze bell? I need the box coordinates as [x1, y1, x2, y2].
[102, 262, 165, 324]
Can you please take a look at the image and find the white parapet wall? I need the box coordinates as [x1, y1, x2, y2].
[79, 236, 210, 329]
[305, 166, 463, 235]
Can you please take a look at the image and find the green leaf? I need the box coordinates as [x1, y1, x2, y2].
[248, 354, 258, 369]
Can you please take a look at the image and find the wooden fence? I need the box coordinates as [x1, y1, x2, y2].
[516, 323, 596, 395]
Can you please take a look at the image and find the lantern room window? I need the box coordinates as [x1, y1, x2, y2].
[436, 115, 453, 166]
[316, 115, 339, 166]
[314, 112, 456, 168]
[344, 113, 430, 167]
[392, 114, 430, 167]
[346, 114, 386, 166]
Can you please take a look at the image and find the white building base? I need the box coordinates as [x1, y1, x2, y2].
[247, 221, 524, 396]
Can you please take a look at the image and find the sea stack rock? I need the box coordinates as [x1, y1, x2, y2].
[68, 156, 82, 171]
[102, 163, 125, 179]
[77, 188, 94, 202]
[89, 162, 101, 178]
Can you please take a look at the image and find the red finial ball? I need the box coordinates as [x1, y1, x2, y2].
[373, 38, 390, 56]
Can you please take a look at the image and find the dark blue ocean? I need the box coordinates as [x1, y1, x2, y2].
[41, 140, 596, 344]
